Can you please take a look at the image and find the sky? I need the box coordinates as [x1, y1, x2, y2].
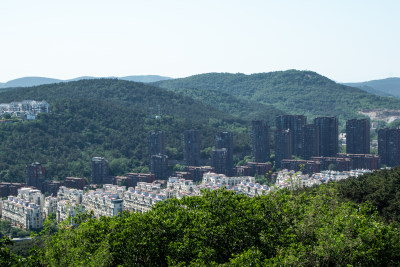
[0, 0, 399, 83]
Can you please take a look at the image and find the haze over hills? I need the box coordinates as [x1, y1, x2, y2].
[155, 70, 400, 124]
[0, 75, 171, 89]
[344, 77, 400, 98]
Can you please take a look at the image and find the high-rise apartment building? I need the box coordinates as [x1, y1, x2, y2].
[148, 131, 165, 159]
[275, 129, 292, 169]
[91, 157, 109, 184]
[26, 162, 45, 191]
[378, 128, 400, 167]
[150, 154, 169, 180]
[216, 132, 234, 176]
[314, 117, 338, 157]
[302, 124, 319, 160]
[276, 115, 306, 156]
[251, 120, 270, 163]
[211, 148, 229, 175]
[346, 119, 370, 154]
[183, 130, 201, 166]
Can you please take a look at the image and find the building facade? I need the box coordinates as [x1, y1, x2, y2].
[378, 128, 400, 167]
[26, 162, 45, 191]
[346, 119, 370, 154]
[314, 117, 338, 157]
[150, 154, 169, 180]
[148, 131, 165, 159]
[275, 129, 292, 169]
[183, 130, 201, 166]
[302, 124, 319, 160]
[216, 131, 234, 176]
[91, 157, 109, 184]
[251, 120, 270, 163]
[276, 115, 306, 156]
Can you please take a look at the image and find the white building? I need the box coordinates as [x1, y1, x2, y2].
[82, 185, 124, 218]
[0, 100, 49, 120]
[202, 173, 255, 187]
[1, 194, 43, 230]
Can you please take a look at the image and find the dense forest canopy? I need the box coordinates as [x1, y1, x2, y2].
[4, 180, 400, 266]
[0, 80, 252, 181]
[155, 70, 400, 124]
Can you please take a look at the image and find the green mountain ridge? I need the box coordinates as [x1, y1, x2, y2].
[0, 75, 172, 89]
[344, 77, 400, 98]
[155, 70, 400, 123]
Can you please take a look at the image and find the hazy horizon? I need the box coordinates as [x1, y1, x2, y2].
[1, 0, 399, 83]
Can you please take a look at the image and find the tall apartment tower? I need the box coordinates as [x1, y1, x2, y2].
[378, 128, 400, 167]
[26, 162, 45, 190]
[148, 131, 165, 159]
[216, 131, 234, 176]
[346, 119, 370, 154]
[251, 120, 270, 163]
[276, 115, 306, 156]
[302, 124, 319, 160]
[314, 117, 338, 157]
[150, 154, 169, 180]
[183, 130, 201, 166]
[91, 157, 109, 184]
[211, 148, 229, 175]
[275, 129, 293, 169]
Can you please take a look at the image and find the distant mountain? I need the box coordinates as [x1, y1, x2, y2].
[120, 75, 171, 83]
[0, 75, 172, 89]
[344, 78, 400, 98]
[156, 70, 400, 124]
[0, 77, 63, 89]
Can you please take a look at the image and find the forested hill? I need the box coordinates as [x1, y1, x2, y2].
[0, 79, 243, 126]
[0, 79, 252, 181]
[156, 87, 285, 125]
[155, 70, 400, 121]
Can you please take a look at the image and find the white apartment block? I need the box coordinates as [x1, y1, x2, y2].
[202, 172, 255, 187]
[82, 185, 124, 218]
[0, 100, 49, 120]
[44, 196, 57, 218]
[18, 187, 44, 210]
[55, 186, 84, 223]
[124, 182, 165, 213]
[236, 181, 270, 197]
[0, 187, 45, 230]
[56, 201, 84, 223]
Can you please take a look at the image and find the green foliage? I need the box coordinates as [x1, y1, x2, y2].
[0, 79, 252, 181]
[337, 166, 400, 222]
[154, 87, 285, 126]
[30, 185, 400, 266]
[156, 70, 400, 126]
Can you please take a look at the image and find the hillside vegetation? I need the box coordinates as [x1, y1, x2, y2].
[4, 184, 400, 266]
[0, 80, 251, 181]
[155, 70, 400, 123]
[154, 87, 285, 125]
[337, 166, 400, 222]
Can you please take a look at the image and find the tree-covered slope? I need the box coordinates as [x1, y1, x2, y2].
[155, 70, 400, 122]
[0, 80, 252, 181]
[0, 79, 244, 126]
[29, 186, 400, 266]
[156, 87, 285, 125]
[336, 166, 400, 222]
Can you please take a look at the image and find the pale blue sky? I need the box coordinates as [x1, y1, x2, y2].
[0, 0, 399, 82]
